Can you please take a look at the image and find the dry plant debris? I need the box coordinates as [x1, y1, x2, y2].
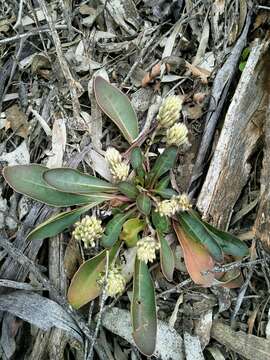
[1, 0, 270, 359]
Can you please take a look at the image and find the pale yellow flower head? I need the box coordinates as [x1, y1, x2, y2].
[137, 236, 160, 264]
[99, 266, 126, 297]
[156, 198, 179, 217]
[166, 123, 188, 147]
[105, 147, 122, 168]
[176, 193, 192, 211]
[105, 147, 129, 182]
[73, 215, 103, 248]
[157, 95, 183, 129]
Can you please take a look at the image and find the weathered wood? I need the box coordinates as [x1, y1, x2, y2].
[189, 10, 252, 194]
[211, 321, 270, 360]
[197, 38, 269, 228]
[254, 50, 270, 251]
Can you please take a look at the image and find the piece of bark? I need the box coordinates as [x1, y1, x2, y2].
[211, 321, 270, 360]
[197, 38, 269, 228]
[189, 10, 252, 194]
[254, 50, 270, 251]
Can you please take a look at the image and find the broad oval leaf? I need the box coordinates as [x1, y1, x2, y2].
[153, 188, 178, 199]
[120, 218, 145, 247]
[27, 203, 100, 241]
[132, 257, 157, 356]
[3, 165, 94, 207]
[173, 221, 215, 286]
[157, 231, 175, 281]
[136, 193, 152, 215]
[151, 210, 170, 233]
[118, 181, 139, 200]
[68, 241, 120, 309]
[192, 212, 249, 257]
[101, 209, 135, 248]
[130, 147, 143, 170]
[44, 168, 117, 194]
[178, 212, 223, 262]
[94, 76, 139, 144]
[147, 146, 178, 187]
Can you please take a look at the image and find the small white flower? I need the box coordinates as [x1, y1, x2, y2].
[137, 236, 160, 264]
[105, 147, 129, 182]
[176, 193, 192, 211]
[110, 162, 130, 182]
[99, 266, 126, 297]
[157, 96, 183, 129]
[73, 215, 103, 248]
[166, 123, 188, 147]
[156, 198, 179, 217]
[105, 147, 122, 168]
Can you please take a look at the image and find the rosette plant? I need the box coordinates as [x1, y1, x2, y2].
[3, 76, 249, 356]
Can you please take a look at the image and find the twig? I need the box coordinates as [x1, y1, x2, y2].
[156, 278, 193, 298]
[38, 0, 83, 123]
[0, 25, 68, 45]
[13, 0, 24, 30]
[203, 259, 264, 275]
[87, 251, 109, 360]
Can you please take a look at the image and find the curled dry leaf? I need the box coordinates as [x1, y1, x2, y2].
[185, 61, 211, 84]
[5, 105, 29, 139]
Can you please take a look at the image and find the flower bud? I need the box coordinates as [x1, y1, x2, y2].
[98, 266, 126, 297]
[156, 198, 179, 217]
[176, 193, 192, 211]
[73, 215, 103, 248]
[105, 147, 129, 182]
[157, 96, 183, 128]
[137, 236, 160, 263]
[166, 123, 188, 147]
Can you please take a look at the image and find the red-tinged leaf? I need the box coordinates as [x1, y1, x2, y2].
[173, 221, 215, 287]
[68, 241, 120, 308]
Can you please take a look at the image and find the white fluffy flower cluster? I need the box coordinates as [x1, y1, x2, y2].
[166, 123, 188, 147]
[157, 96, 183, 129]
[157, 193, 192, 217]
[136, 236, 160, 264]
[73, 215, 103, 248]
[103, 267, 126, 297]
[105, 148, 129, 182]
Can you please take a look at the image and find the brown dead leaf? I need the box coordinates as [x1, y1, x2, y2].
[185, 62, 211, 84]
[142, 63, 161, 87]
[183, 104, 203, 120]
[5, 105, 29, 138]
[64, 237, 82, 279]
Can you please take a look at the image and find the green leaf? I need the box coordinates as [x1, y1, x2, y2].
[94, 76, 139, 144]
[147, 146, 178, 187]
[156, 175, 171, 190]
[132, 257, 157, 356]
[27, 203, 100, 241]
[120, 218, 145, 247]
[68, 241, 120, 309]
[136, 193, 152, 215]
[157, 231, 174, 282]
[151, 210, 170, 233]
[118, 181, 139, 200]
[178, 212, 223, 262]
[153, 188, 178, 199]
[101, 209, 135, 248]
[192, 212, 249, 257]
[3, 165, 95, 207]
[43, 168, 117, 194]
[130, 147, 143, 169]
